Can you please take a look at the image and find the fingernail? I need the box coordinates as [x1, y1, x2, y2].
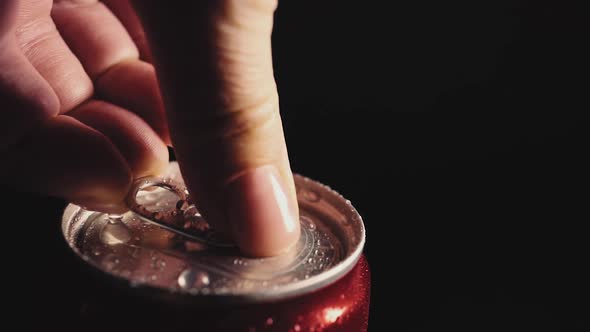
[226, 165, 300, 257]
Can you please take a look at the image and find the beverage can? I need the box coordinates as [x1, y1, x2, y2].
[61, 162, 370, 331]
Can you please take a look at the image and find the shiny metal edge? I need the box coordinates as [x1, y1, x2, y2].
[60, 174, 366, 303]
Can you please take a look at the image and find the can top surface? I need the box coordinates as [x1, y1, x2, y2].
[62, 163, 365, 302]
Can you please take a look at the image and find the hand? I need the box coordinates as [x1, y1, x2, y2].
[0, 0, 299, 257]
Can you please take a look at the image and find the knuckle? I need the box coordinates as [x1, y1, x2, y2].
[189, 94, 280, 148]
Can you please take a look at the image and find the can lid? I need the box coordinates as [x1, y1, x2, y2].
[62, 163, 365, 302]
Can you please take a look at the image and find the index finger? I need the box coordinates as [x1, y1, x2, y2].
[131, 0, 300, 257]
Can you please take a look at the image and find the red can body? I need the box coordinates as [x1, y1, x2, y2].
[208, 255, 371, 332]
[74, 255, 370, 332]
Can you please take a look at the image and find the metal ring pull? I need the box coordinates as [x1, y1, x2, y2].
[126, 176, 234, 248]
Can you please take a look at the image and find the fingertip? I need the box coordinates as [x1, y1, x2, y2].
[225, 165, 301, 257]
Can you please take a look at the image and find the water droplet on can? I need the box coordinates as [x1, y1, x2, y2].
[100, 222, 131, 245]
[302, 189, 321, 202]
[177, 269, 210, 289]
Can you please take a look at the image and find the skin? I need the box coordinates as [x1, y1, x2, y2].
[0, 0, 299, 257]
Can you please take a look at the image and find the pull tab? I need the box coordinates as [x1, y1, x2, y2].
[126, 176, 234, 248]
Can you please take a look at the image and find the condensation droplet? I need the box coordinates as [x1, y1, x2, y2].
[150, 258, 167, 271]
[100, 222, 131, 245]
[177, 269, 193, 289]
[302, 189, 321, 202]
[345, 214, 359, 226]
[177, 269, 210, 289]
[103, 255, 121, 271]
[293, 324, 301, 332]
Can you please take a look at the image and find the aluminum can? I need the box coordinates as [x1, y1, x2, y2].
[61, 163, 370, 331]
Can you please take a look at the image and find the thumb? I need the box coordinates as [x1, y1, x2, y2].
[131, 0, 299, 257]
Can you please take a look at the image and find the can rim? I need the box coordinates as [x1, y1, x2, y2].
[61, 173, 366, 303]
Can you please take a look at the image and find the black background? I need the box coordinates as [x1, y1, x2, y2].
[4, 1, 588, 331]
[275, 1, 587, 330]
